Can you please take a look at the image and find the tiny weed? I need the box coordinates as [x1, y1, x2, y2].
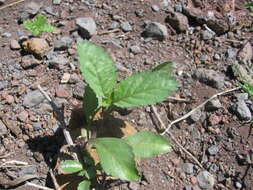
[245, 2, 253, 12]
[59, 41, 179, 189]
[23, 14, 55, 36]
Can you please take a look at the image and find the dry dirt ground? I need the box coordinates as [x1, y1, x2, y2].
[0, 0, 253, 190]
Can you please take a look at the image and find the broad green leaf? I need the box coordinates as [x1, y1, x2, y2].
[112, 72, 178, 107]
[60, 160, 83, 174]
[94, 138, 139, 181]
[77, 41, 117, 99]
[83, 86, 99, 122]
[77, 180, 91, 190]
[125, 131, 172, 158]
[152, 61, 173, 74]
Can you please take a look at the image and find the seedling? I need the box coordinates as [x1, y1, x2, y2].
[23, 14, 55, 36]
[245, 2, 253, 12]
[60, 41, 179, 189]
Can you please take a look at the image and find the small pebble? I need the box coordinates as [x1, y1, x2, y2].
[151, 5, 160, 12]
[207, 145, 219, 155]
[10, 39, 21, 50]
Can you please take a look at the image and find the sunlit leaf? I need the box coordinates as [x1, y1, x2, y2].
[113, 72, 178, 107]
[77, 41, 117, 100]
[60, 160, 83, 174]
[94, 138, 139, 181]
[125, 131, 171, 158]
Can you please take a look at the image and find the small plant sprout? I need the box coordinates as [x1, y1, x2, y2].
[245, 2, 253, 12]
[23, 14, 55, 36]
[60, 41, 179, 189]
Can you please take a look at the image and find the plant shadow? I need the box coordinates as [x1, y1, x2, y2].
[26, 106, 136, 190]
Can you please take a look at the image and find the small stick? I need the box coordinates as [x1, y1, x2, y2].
[151, 105, 204, 169]
[1, 160, 28, 166]
[26, 182, 54, 190]
[166, 96, 189, 102]
[0, 0, 26, 10]
[49, 169, 61, 190]
[98, 29, 120, 35]
[162, 87, 240, 135]
[37, 85, 79, 161]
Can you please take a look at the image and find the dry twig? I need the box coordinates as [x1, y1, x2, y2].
[0, 0, 26, 10]
[49, 169, 61, 190]
[162, 87, 240, 135]
[26, 182, 54, 190]
[37, 85, 79, 161]
[151, 105, 204, 169]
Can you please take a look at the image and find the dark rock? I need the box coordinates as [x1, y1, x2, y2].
[54, 36, 73, 51]
[166, 12, 189, 33]
[205, 98, 222, 111]
[135, 9, 144, 17]
[76, 17, 97, 39]
[142, 21, 168, 40]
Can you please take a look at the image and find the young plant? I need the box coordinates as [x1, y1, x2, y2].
[245, 2, 253, 12]
[60, 41, 179, 189]
[23, 14, 55, 36]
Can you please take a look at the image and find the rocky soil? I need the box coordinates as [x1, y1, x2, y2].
[0, 0, 253, 190]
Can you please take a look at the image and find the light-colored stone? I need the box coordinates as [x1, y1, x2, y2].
[10, 39, 21, 50]
[22, 38, 50, 57]
[61, 73, 71, 83]
[197, 171, 215, 189]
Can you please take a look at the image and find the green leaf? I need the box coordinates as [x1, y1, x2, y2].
[23, 14, 55, 36]
[112, 71, 178, 107]
[77, 41, 117, 99]
[83, 86, 99, 122]
[60, 160, 83, 174]
[245, 2, 253, 8]
[125, 131, 172, 158]
[152, 61, 173, 74]
[77, 180, 91, 190]
[94, 138, 139, 181]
